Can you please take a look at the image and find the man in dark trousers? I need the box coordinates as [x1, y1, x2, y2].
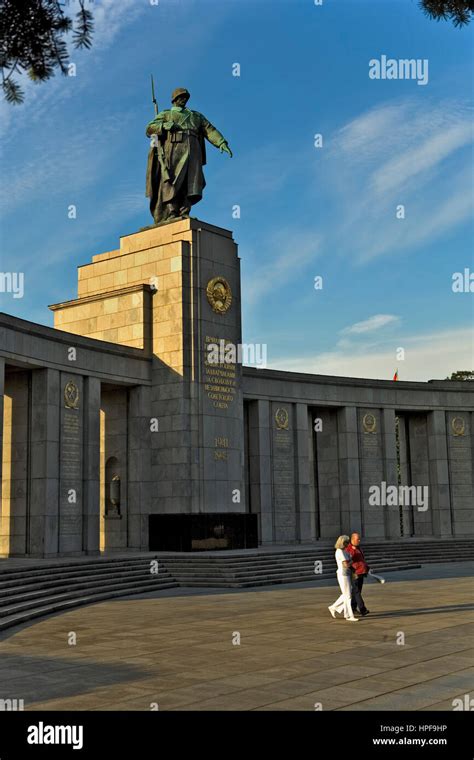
[346, 532, 370, 616]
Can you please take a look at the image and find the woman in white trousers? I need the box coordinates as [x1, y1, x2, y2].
[328, 535, 358, 622]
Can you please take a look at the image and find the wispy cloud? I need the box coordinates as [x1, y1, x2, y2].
[341, 314, 400, 335]
[269, 326, 474, 382]
[0, 115, 133, 214]
[321, 99, 474, 262]
[243, 229, 321, 306]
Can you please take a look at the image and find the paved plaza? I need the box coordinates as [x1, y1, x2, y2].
[0, 563, 472, 711]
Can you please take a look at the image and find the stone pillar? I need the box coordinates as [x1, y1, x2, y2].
[1, 370, 29, 556]
[58, 373, 84, 555]
[358, 408, 385, 539]
[315, 407, 341, 538]
[248, 399, 273, 544]
[408, 414, 433, 536]
[138, 219, 245, 518]
[382, 408, 402, 538]
[0, 357, 4, 500]
[128, 384, 152, 550]
[295, 403, 314, 543]
[338, 406, 362, 535]
[270, 402, 296, 543]
[29, 368, 60, 557]
[307, 408, 319, 539]
[83, 376, 100, 555]
[446, 411, 473, 536]
[427, 411, 452, 537]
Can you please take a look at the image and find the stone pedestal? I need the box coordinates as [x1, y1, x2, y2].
[30, 369, 60, 557]
[142, 220, 245, 516]
[49, 218, 247, 544]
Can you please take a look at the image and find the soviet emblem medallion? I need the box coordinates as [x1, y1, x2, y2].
[206, 276, 232, 315]
[451, 417, 465, 436]
[275, 407, 289, 430]
[64, 380, 80, 409]
[362, 413, 377, 433]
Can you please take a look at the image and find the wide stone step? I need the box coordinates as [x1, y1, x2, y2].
[156, 547, 473, 566]
[173, 564, 422, 588]
[0, 576, 178, 620]
[0, 582, 178, 632]
[0, 566, 170, 594]
[157, 551, 466, 573]
[0, 558, 159, 581]
[0, 572, 175, 607]
[163, 562, 420, 583]
[0, 550, 464, 585]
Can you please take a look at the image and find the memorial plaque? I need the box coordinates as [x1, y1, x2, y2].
[448, 416, 473, 515]
[358, 409, 385, 534]
[271, 404, 296, 540]
[59, 376, 83, 552]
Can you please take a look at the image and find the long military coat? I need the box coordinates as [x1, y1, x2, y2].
[146, 106, 228, 221]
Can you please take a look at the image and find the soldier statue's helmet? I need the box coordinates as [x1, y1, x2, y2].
[171, 87, 190, 103]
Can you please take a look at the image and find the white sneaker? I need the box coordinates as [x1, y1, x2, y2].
[328, 606, 336, 618]
[346, 617, 359, 622]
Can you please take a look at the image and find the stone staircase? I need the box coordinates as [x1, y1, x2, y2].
[157, 538, 474, 588]
[0, 556, 177, 632]
[0, 539, 472, 632]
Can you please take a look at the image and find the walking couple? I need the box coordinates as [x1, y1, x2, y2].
[328, 532, 370, 622]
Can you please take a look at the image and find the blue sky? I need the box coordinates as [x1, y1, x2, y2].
[0, 0, 473, 380]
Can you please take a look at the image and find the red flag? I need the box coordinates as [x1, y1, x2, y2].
[393, 369, 398, 381]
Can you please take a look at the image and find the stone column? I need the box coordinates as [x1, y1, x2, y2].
[427, 411, 452, 537]
[358, 408, 385, 539]
[408, 414, 433, 536]
[337, 406, 362, 535]
[248, 399, 273, 544]
[143, 219, 245, 518]
[446, 411, 473, 536]
[382, 408, 402, 538]
[29, 368, 60, 557]
[128, 384, 152, 550]
[0, 357, 4, 498]
[58, 373, 84, 555]
[270, 402, 296, 543]
[316, 408, 341, 538]
[83, 376, 100, 555]
[295, 403, 314, 543]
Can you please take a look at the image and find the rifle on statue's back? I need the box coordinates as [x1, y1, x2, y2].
[149, 74, 170, 183]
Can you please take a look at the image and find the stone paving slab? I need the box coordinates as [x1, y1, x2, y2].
[0, 569, 472, 711]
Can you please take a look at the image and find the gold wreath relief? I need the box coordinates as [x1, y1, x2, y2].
[451, 416, 465, 436]
[206, 276, 232, 315]
[275, 407, 289, 430]
[64, 380, 80, 409]
[362, 413, 377, 433]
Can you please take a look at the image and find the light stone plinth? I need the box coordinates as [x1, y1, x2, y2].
[0, 357, 4, 534]
[1, 370, 29, 556]
[30, 368, 60, 557]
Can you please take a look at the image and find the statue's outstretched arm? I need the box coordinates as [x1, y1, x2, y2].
[202, 117, 232, 157]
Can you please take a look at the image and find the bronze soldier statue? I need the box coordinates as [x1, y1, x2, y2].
[145, 87, 232, 225]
